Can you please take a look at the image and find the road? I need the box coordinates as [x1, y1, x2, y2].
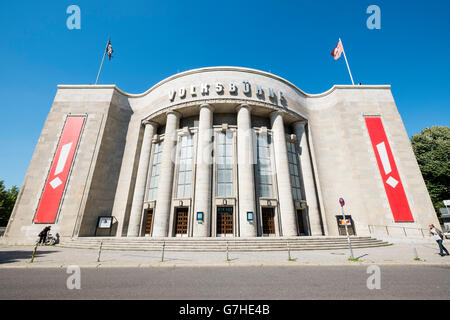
[0, 266, 448, 300]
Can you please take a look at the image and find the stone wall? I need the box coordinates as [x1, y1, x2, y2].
[4, 67, 440, 242]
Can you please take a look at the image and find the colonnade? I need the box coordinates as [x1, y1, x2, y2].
[126, 104, 322, 237]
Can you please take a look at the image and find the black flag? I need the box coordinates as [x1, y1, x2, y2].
[106, 40, 114, 60]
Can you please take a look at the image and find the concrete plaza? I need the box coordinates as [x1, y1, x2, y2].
[0, 238, 449, 268]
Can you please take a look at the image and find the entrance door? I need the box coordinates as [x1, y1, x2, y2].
[175, 208, 189, 235]
[217, 207, 233, 236]
[336, 215, 356, 236]
[144, 209, 153, 235]
[296, 209, 309, 236]
[262, 207, 275, 235]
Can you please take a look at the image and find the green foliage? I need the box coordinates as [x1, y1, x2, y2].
[347, 257, 360, 262]
[0, 180, 19, 227]
[411, 126, 450, 216]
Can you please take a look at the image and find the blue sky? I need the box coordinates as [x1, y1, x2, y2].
[0, 0, 449, 188]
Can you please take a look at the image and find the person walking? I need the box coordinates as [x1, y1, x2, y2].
[429, 224, 449, 256]
[38, 226, 51, 245]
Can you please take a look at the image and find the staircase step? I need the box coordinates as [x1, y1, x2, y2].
[58, 236, 390, 251]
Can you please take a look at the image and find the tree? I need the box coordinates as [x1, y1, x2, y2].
[0, 181, 19, 227]
[411, 126, 450, 216]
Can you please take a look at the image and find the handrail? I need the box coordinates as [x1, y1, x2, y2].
[368, 225, 429, 238]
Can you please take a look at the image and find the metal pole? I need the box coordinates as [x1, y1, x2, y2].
[97, 241, 103, 262]
[340, 38, 355, 85]
[444, 203, 449, 233]
[411, 240, 419, 260]
[287, 241, 291, 260]
[341, 206, 354, 259]
[95, 38, 109, 85]
[161, 241, 166, 262]
[30, 243, 38, 263]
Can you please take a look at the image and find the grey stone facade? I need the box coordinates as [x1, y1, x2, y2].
[4, 67, 440, 244]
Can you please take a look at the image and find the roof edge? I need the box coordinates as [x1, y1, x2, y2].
[57, 66, 392, 98]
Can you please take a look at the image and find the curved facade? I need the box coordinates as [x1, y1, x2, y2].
[4, 67, 439, 243]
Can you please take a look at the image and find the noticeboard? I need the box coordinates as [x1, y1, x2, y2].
[98, 217, 113, 229]
[336, 215, 356, 236]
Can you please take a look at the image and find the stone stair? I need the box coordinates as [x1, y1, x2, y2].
[59, 236, 391, 252]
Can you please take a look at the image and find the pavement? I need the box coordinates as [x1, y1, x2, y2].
[0, 265, 449, 300]
[1, 238, 449, 268]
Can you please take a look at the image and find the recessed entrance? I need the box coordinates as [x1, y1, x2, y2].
[144, 209, 153, 235]
[262, 207, 275, 235]
[175, 207, 189, 235]
[217, 206, 233, 236]
[296, 209, 309, 236]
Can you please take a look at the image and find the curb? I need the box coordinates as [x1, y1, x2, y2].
[1, 261, 449, 269]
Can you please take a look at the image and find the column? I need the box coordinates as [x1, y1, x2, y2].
[193, 104, 214, 237]
[293, 121, 323, 236]
[237, 104, 257, 237]
[270, 111, 298, 236]
[152, 111, 181, 237]
[127, 120, 158, 237]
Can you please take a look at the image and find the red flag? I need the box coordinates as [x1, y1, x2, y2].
[331, 39, 343, 60]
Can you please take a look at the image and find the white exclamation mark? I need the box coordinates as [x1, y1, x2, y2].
[50, 142, 72, 189]
[376, 142, 398, 188]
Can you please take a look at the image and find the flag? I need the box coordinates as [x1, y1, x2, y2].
[331, 39, 343, 60]
[106, 39, 114, 60]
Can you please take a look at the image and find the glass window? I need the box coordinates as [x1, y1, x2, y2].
[287, 141, 302, 201]
[148, 141, 163, 201]
[216, 131, 234, 197]
[256, 134, 274, 198]
[176, 135, 194, 198]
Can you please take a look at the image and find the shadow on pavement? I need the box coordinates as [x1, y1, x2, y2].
[0, 249, 56, 265]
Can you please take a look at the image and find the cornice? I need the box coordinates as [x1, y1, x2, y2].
[57, 66, 391, 99]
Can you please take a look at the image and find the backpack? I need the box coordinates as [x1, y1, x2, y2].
[436, 229, 444, 240]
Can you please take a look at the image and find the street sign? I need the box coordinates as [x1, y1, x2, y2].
[338, 198, 354, 260]
[339, 218, 351, 226]
[444, 200, 450, 206]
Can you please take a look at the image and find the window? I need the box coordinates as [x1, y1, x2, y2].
[217, 131, 233, 197]
[148, 141, 163, 201]
[287, 141, 302, 201]
[256, 134, 273, 198]
[176, 134, 194, 198]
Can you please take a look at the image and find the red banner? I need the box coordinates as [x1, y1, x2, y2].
[34, 116, 85, 224]
[365, 117, 414, 222]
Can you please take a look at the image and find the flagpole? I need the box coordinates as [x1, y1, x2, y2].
[340, 38, 355, 85]
[95, 38, 110, 85]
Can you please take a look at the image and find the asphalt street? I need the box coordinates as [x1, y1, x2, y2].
[0, 265, 449, 300]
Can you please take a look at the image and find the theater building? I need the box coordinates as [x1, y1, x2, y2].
[4, 67, 439, 243]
